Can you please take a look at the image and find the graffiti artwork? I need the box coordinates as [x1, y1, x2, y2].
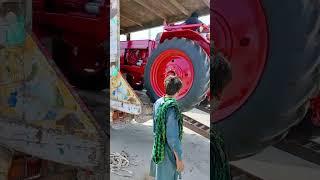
[0, 1, 99, 139]
[110, 65, 142, 115]
[0, 1, 106, 170]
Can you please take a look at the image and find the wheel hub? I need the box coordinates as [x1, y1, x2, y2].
[150, 50, 194, 100]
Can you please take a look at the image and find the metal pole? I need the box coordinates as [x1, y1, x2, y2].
[25, 0, 32, 32]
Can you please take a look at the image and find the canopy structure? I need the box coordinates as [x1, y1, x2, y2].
[120, 0, 210, 34]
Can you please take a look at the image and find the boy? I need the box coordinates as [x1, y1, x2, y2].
[149, 75, 184, 180]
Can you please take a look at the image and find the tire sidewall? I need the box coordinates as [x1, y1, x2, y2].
[215, 0, 320, 159]
[144, 38, 210, 111]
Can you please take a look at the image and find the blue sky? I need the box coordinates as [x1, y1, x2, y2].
[120, 15, 210, 41]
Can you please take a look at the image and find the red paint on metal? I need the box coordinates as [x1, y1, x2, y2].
[120, 40, 156, 86]
[32, 0, 108, 77]
[9, 156, 42, 180]
[212, 0, 268, 121]
[164, 23, 209, 33]
[310, 97, 320, 127]
[150, 49, 195, 100]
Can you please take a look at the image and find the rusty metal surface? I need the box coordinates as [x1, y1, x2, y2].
[0, 1, 107, 171]
[110, 67, 142, 115]
[183, 115, 210, 139]
[0, 146, 13, 180]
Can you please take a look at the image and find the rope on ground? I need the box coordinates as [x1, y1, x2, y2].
[110, 151, 133, 178]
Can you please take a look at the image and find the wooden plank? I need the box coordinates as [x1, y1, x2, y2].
[167, 0, 189, 16]
[0, 120, 106, 171]
[132, 0, 166, 19]
[201, 0, 210, 7]
[120, 0, 209, 33]
[120, 7, 210, 34]
[120, 15, 143, 27]
[158, 0, 177, 15]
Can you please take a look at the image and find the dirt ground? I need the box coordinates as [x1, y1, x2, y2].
[110, 120, 210, 180]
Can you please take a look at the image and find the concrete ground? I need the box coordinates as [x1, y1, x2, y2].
[110, 120, 210, 180]
[110, 116, 320, 180]
[232, 146, 320, 180]
[231, 136, 320, 180]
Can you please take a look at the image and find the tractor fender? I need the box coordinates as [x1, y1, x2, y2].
[159, 30, 210, 55]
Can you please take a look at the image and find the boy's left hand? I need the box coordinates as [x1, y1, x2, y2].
[176, 160, 184, 172]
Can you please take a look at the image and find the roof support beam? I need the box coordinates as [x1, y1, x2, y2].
[132, 0, 166, 20]
[158, 0, 176, 15]
[120, 15, 143, 27]
[167, 0, 189, 16]
[201, 0, 210, 7]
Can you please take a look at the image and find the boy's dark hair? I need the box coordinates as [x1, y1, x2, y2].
[164, 75, 183, 96]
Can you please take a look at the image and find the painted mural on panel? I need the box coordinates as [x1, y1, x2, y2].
[110, 65, 142, 115]
[0, 1, 99, 140]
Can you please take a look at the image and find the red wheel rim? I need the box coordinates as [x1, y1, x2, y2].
[150, 49, 194, 100]
[212, 0, 268, 121]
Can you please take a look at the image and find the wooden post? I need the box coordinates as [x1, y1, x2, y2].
[148, 29, 151, 39]
[0, 146, 13, 180]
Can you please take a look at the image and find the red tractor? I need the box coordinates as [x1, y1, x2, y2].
[121, 23, 210, 111]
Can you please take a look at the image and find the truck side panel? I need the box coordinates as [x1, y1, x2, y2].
[0, 1, 106, 171]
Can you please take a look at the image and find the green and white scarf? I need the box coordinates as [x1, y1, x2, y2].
[152, 97, 183, 164]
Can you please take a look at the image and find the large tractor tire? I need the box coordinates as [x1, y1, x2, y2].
[144, 38, 210, 111]
[213, 0, 320, 160]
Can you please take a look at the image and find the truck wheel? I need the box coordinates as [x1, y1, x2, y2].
[144, 38, 210, 111]
[213, 0, 320, 160]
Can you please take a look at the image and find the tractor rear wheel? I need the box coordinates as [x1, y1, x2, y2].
[213, 0, 320, 160]
[144, 38, 210, 111]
